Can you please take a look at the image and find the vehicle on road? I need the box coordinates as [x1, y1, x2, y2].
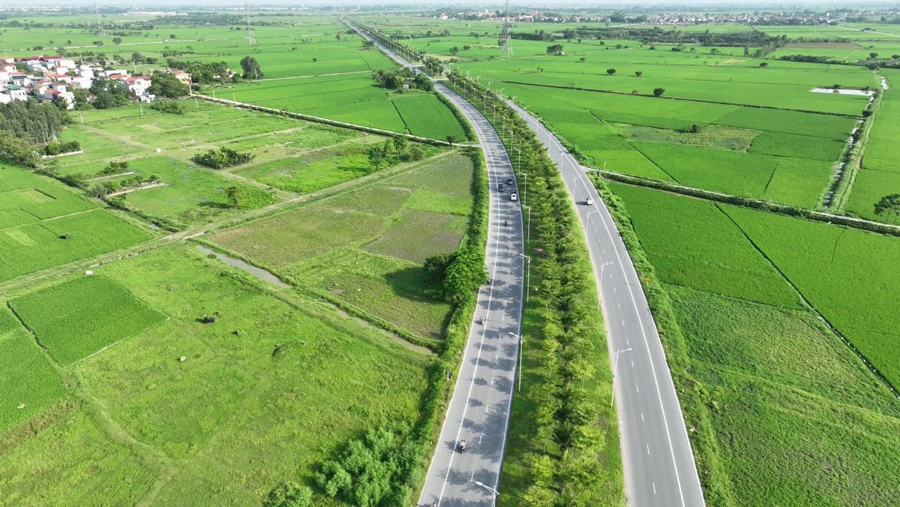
[506, 177, 513, 185]
[498, 183, 504, 192]
[510, 193, 518, 201]
[458, 440, 467, 453]
[585, 197, 593, 205]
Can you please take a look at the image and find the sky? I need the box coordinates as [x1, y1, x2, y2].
[3, 0, 897, 8]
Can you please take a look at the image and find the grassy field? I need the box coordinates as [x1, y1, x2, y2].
[9, 276, 166, 365]
[227, 75, 469, 140]
[0, 311, 68, 433]
[0, 244, 431, 504]
[609, 182, 900, 504]
[212, 152, 475, 341]
[0, 164, 154, 283]
[52, 100, 450, 229]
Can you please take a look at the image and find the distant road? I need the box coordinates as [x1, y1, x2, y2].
[342, 19, 527, 506]
[507, 99, 705, 507]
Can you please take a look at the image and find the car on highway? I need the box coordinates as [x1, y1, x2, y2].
[510, 193, 518, 201]
[585, 197, 593, 205]
[498, 183, 504, 192]
[506, 177, 513, 185]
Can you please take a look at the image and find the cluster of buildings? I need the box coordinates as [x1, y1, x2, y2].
[0, 55, 188, 109]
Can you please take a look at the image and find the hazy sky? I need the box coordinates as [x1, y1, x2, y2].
[4, 0, 897, 8]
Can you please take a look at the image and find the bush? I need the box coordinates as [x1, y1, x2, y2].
[192, 147, 254, 169]
[264, 482, 312, 507]
[150, 100, 185, 114]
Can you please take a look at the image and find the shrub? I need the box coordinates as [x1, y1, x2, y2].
[264, 482, 312, 507]
[192, 147, 254, 169]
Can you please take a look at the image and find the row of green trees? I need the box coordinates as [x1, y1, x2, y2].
[446, 71, 621, 504]
[367, 136, 426, 168]
[0, 100, 70, 166]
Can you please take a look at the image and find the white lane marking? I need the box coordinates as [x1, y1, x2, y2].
[471, 470, 476, 481]
[631, 360, 635, 368]
[653, 482, 658, 495]
[479, 433, 484, 444]
[647, 444, 651, 455]
[436, 110, 508, 504]
[621, 319, 625, 327]
[641, 412, 645, 422]
[636, 384, 640, 393]
[612, 286, 617, 293]
[617, 302, 621, 309]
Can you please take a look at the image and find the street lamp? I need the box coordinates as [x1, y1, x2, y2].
[510, 332, 524, 392]
[519, 253, 531, 303]
[611, 347, 633, 407]
[521, 204, 532, 249]
[473, 481, 500, 504]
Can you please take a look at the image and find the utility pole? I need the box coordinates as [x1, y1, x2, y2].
[502, 0, 513, 58]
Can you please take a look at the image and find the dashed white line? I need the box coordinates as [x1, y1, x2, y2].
[635, 384, 640, 393]
[641, 412, 645, 422]
[647, 444, 651, 455]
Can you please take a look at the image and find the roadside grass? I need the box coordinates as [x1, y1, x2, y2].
[0, 208, 153, 284]
[213, 152, 476, 342]
[9, 276, 166, 365]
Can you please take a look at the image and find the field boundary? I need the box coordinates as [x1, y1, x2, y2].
[589, 168, 900, 237]
[714, 204, 900, 400]
[192, 93, 477, 147]
[500, 79, 861, 118]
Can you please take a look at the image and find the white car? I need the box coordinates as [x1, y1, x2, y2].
[586, 197, 593, 205]
[510, 193, 518, 201]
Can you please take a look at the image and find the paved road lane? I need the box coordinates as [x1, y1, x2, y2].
[341, 19, 527, 507]
[507, 100, 705, 507]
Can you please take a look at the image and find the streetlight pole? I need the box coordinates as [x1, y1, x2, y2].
[521, 204, 531, 249]
[611, 347, 633, 407]
[510, 332, 524, 392]
[473, 481, 500, 504]
[520, 253, 531, 302]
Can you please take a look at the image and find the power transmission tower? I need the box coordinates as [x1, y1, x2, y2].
[95, 1, 105, 37]
[503, 0, 512, 58]
[245, 1, 256, 46]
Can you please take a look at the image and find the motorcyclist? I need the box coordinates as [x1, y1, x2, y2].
[459, 439, 467, 452]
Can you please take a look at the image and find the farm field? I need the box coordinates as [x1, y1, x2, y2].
[52, 99, 448, 229]
[0, 164, 153, 283]
[9, 276, 166, 365]
[609, 182, 900, 505]
[0, 245, 431, 504]
[846, 71, 900, 224]
[212, 151, 476, 341]
[226, 73, 469, 141]
[368, 16, 900, 212]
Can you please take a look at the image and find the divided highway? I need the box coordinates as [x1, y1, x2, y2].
[507, 100, 705, 507]
[343, 20, 527, 506]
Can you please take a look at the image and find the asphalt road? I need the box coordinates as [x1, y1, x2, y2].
[506, 100, 705, 507]
[343, 20, 527, 506]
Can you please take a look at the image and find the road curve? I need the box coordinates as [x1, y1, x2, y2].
[343, 19, 526, 506]
[506, 100, 705, 507]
